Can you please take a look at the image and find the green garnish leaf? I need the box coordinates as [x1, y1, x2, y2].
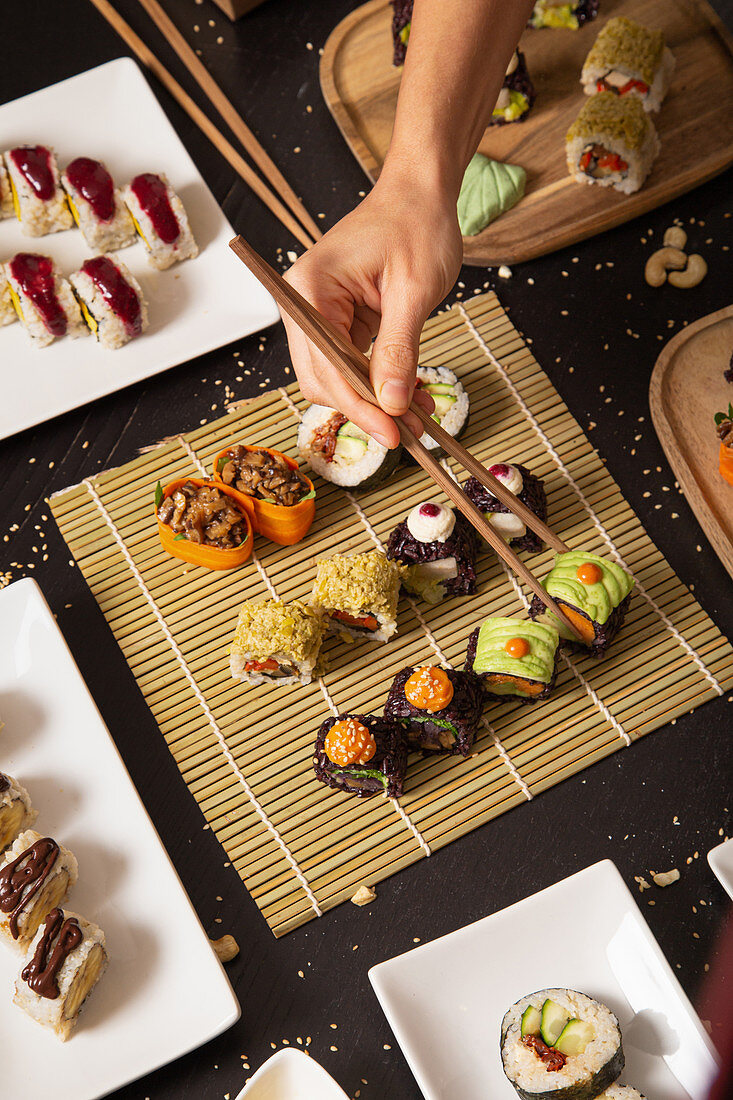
[216, 455, 228, 473]
[173, 533, 187, 541]
[300, 488, 316, 501]
[155, 480, 163, 508]
[334, 766, 387, 786]
[407, 714, 458, 739]
[714, 411, 727, 425]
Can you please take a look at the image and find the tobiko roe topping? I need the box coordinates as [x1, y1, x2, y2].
[129, 173, 180, 244]
[9, 254, 67, 336]
[80, 257, 142, 337]
[66, 157, 115, 221]
[9, 146, 55, 201]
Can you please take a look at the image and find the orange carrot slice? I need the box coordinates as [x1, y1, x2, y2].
[156, 477, 253, 571]
[213, 444, 315, 546]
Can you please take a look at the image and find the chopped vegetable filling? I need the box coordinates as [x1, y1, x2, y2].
[579, 144, 628, 178]
[157, 482, 248, 549]
[219, 445, 310, 506]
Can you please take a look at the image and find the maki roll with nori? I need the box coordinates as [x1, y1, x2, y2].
[466, 617, 559, 703]
[464, 462, 547, 553]
[61, 157, 136, 252]
[311, 551, 401, 642]
[4, 145, 73, 236]
[230, 599, 325, 686]
[298, 404, 402, 491]
[501, 989, 624, 1100]
[313, 714, 407, 797]
[528, 551, 634, 657]
[581, 17, 675, 113]
[491, 49, 536, 126]
[529, 1, 599, 30]
[410, 366, 469, 460]
[386, 501, 478, 604]
[384, 665, 483, 756]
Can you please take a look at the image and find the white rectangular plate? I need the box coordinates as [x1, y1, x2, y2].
[370, 860, 718, 1100]
[0, 578, 240, 1098]
[234, 1048, 349, 1100]
[708, 838, 733, 899]
[0, 57, 279, 440]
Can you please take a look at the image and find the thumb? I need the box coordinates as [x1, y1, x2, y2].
[370, 292, 425, 416]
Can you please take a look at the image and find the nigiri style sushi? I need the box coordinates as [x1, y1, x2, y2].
[298, 404, 402, 491]
[491, 49, 536, 126]
[581, 17, 675, 113]
[4, 253, 87, 347]
[0, 773, 37, 852]
[3, 145, 73, 236]
[0, 830, 78, 947]
[501, 988, 624, 1100]
[386, 500, 478, 604]
[528, 550, 634, 657]
[529, 1, 599, 30]
[122, 171, 198, 269]
[311, 551, 402, 643]
[230, 599, 325, 686]
[313, 714, 407, 797]
[565, 93, 660, 195]
[70, 255, 148, 350]
[0, 158, 13, 219]
[411, 366, 470, 458]
[61, 156, 136, 252]
[465, 617, 560, 703]
[464, 461, 547, 553]
[384, 665, 484, 755]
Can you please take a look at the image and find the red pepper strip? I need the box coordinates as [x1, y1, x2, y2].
[618, 79, 649, 95]
[332, 610, 379, 631]
[244, 658, 279, 672]
[579, 150, 593, 171]
[597, 153, 628, 172]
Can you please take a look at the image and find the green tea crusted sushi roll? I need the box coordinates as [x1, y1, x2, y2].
[70, 255, 148, 350]
[566, 93, 660, 195]
[501, 989, 624, 1100]
[0, 159, 13, 219]
[4, 146, 73, 236]
[528, 551, 634, 657]
[230, 599, 325, 686]
[4, 253, 87, 348]
[529, 1, 599, 30]
[122, 172, 198, 270]
[311, 551, 401, 643]
[298, 405, 402, 490]
[465, 617, 559, 703]
[581, 17, 675, 113]
[61, 157, 136, 252]
[411, 366, 469, 458]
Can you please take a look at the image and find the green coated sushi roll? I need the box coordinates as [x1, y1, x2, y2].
[581, 17, 675, 113]
[298, 404, 402, 491]
[501, 989, 624, 1100]
[230, 599, 325, 686]
[465, 617, 559, 703]
[311, 551, 401, 643]
[566, 93, 660, 195]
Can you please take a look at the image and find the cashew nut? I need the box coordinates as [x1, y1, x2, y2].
[210, 934, 239, 962]
[644, 247, 687, 287]
[668, 253, 708, 289]
[663, 225, 687, 249]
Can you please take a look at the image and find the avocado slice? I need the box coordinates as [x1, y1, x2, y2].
[337, 420, 369, 441]
[554, 1018, 595, 1056]
[540, 999, 569, 1047]
[521, 1004, 542, 1038]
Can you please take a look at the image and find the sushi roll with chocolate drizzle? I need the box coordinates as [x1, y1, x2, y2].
[384, 665, 484, 756]
[0, 774, 37, 853]
[490, 49, 536, 126]
[313, 714, 407, 798]
[386, 500, 478, 604]
[0, 830, 78, 948]
[464, 461, 547, 553]
[466, 617, 560, 703]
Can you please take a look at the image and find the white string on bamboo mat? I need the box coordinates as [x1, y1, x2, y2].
[458, 304, 723, 697]
[83, 475, 323, 918]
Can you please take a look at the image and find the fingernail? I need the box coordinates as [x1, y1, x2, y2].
[373, 431, 392, 448]
[379, 380, 409, 411]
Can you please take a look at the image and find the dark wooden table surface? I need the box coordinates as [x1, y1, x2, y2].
[1, 2, 732, 1097]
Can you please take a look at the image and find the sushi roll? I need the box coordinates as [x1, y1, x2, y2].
[464, 462, 547, 553]
[4, 253, 87, 348]
[0, 830, 78, 947]
[597, 1089, 646, 1099]
[298, 404, 402, 491]
[386, 500, 478, 604]
[466, 617, 560, 703]
[313, 714, 407, 797]
[311, 551, 401, 643]
[384, 665, 484, 755]
[14, 906, 107, 1041]
[410, 366, 469, 459]
[230, 599, 325, 686]
[490, 49, 536, 126]
[565, 93, 660, 195]
[0, 267, 17, 326]
[528, 1, 599, 30]
[70, 255, 148, 350]
[501, 989, 624, 1100]
[61, 156, 136, 252]
[0, 158, 13, 219]
[390, 0, 413, 66]
[581, 17, 675, 113]
[3, 145, 73, 236]
[528, 550, 634, 657]
[122, 172, 198, 270]
[0, 773, 37, 852]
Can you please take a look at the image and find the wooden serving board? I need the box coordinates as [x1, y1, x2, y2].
[650, 304, 733, 580]
[320, 0, 733, 266]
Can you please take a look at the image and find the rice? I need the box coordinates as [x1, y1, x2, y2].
[566, 93, 660, 195]
[122, 172, 198, 270]
[598, 1088, 646, 1099]
[3, 146, 73, 236]
[70, 255, 148, 350]
[61, 157, 136, 252]
[0, 270, 16, 326]
[298, 404, 401, 489]
[0, 160, 13, 219]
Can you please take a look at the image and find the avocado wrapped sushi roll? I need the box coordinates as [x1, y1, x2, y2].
[122, 172, 198, 270]
[528, 551, 634, 657]
[386, 501, 478, 604]
[298, 404, 402, 491]
[0, 158, 13, 219]
[491, 49, 536, 126]
[385, 665, 484, 755]
[464, 461, 547, 553]
[3, 145, 73, 236]
[581, 17, 675, 113]
[61, 156, 136, 252]
[230, 599, 325, 686]
[466, 617, 560, 703]
[529, 1, 599, 30]
[4, 253, 87, 348]
[409, 366, 470, 460]
[0, 774, 37, 853]
[501, 989, 624, 1100]
[311, 551, 401, 642]
[313, 714, 407, 797]
[566, 93, 660, 195]
[70, 255, 148, 349]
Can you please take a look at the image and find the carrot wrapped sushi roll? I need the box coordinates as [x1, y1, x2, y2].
[155, 477, 253, 569]
[213, 444, 315, 545]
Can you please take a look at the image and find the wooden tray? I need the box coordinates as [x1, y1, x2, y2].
[650, 304, 733, 580]
[320, 0, 733, 266]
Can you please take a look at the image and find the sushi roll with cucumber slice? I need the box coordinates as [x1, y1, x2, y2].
[298, 404, 402, 491]
[384, 665, 484, 756]
[528, 551, 634, 658]
[408, 366, 470, 460]
[501, 989, 624, 1100]
[464, 461, 547, 553]
[386, 501, 478, 604]
[465, 617, 559, 703]
[311, 551, 401, 643]
[313, 714, 407, 797]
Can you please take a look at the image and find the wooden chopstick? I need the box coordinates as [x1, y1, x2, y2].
[134, 0, 323, 246]
[87, 0, 316, 251]
[229, 235, 585, 641]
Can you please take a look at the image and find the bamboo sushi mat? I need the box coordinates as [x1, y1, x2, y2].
[50, 293, 733, 937]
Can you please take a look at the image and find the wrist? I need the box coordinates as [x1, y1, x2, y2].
[378, 143, 464, 210]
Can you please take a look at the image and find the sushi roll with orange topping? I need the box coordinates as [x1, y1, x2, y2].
[385, 665, 484, 755]
[313, 714, 407, 797]
[466, 618, 560, 703]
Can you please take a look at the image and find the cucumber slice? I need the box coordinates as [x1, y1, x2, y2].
[333, 435, 368, 462]
[432, 394, 458, 418]
[540, 999, 569, 1047]
[554, 1018, 595, 1056]
[423, 382, 455, 395]
[520, 1005, 542, 1037]
[337, 420, 369, 442]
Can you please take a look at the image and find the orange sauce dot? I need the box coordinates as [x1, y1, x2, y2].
[324, 718, 376, 767]
[577, 562, 603, 585]
[505, 637, 530, 659]
[404, 666, 454, 713]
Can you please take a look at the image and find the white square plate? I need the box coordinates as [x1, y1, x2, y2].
[0, 578, 240, 1098]
[370, 860, 719, 1100]
[0, 57, 279, 440]
[708, 838, 733, 899]
[234, 1048, 349, 1100]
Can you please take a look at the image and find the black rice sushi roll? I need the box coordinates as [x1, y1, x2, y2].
[384, 665, 484, 756]
[490, 49, 537, 126]
[386, 501, 478, 604]
[528, 1, 600, 31]
[390, 0, 413, 65]
[313, 714, 407, 798]
[465, 617, 560, 704]
[464, 461, 546, 553]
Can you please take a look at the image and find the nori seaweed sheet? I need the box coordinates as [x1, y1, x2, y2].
[528, 592, 632, 659]
[313, 714, 407, 798]
[384, 667, 484, 755]
[385, 512, 479, 598]
[464, 464, 547, 554]
[502, 1042, 624, 1100]
[489, 49, 537, 128]
[391, 0, 412, 65]
[465, 627, 559, 704]
[528, 0, 600, 29]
